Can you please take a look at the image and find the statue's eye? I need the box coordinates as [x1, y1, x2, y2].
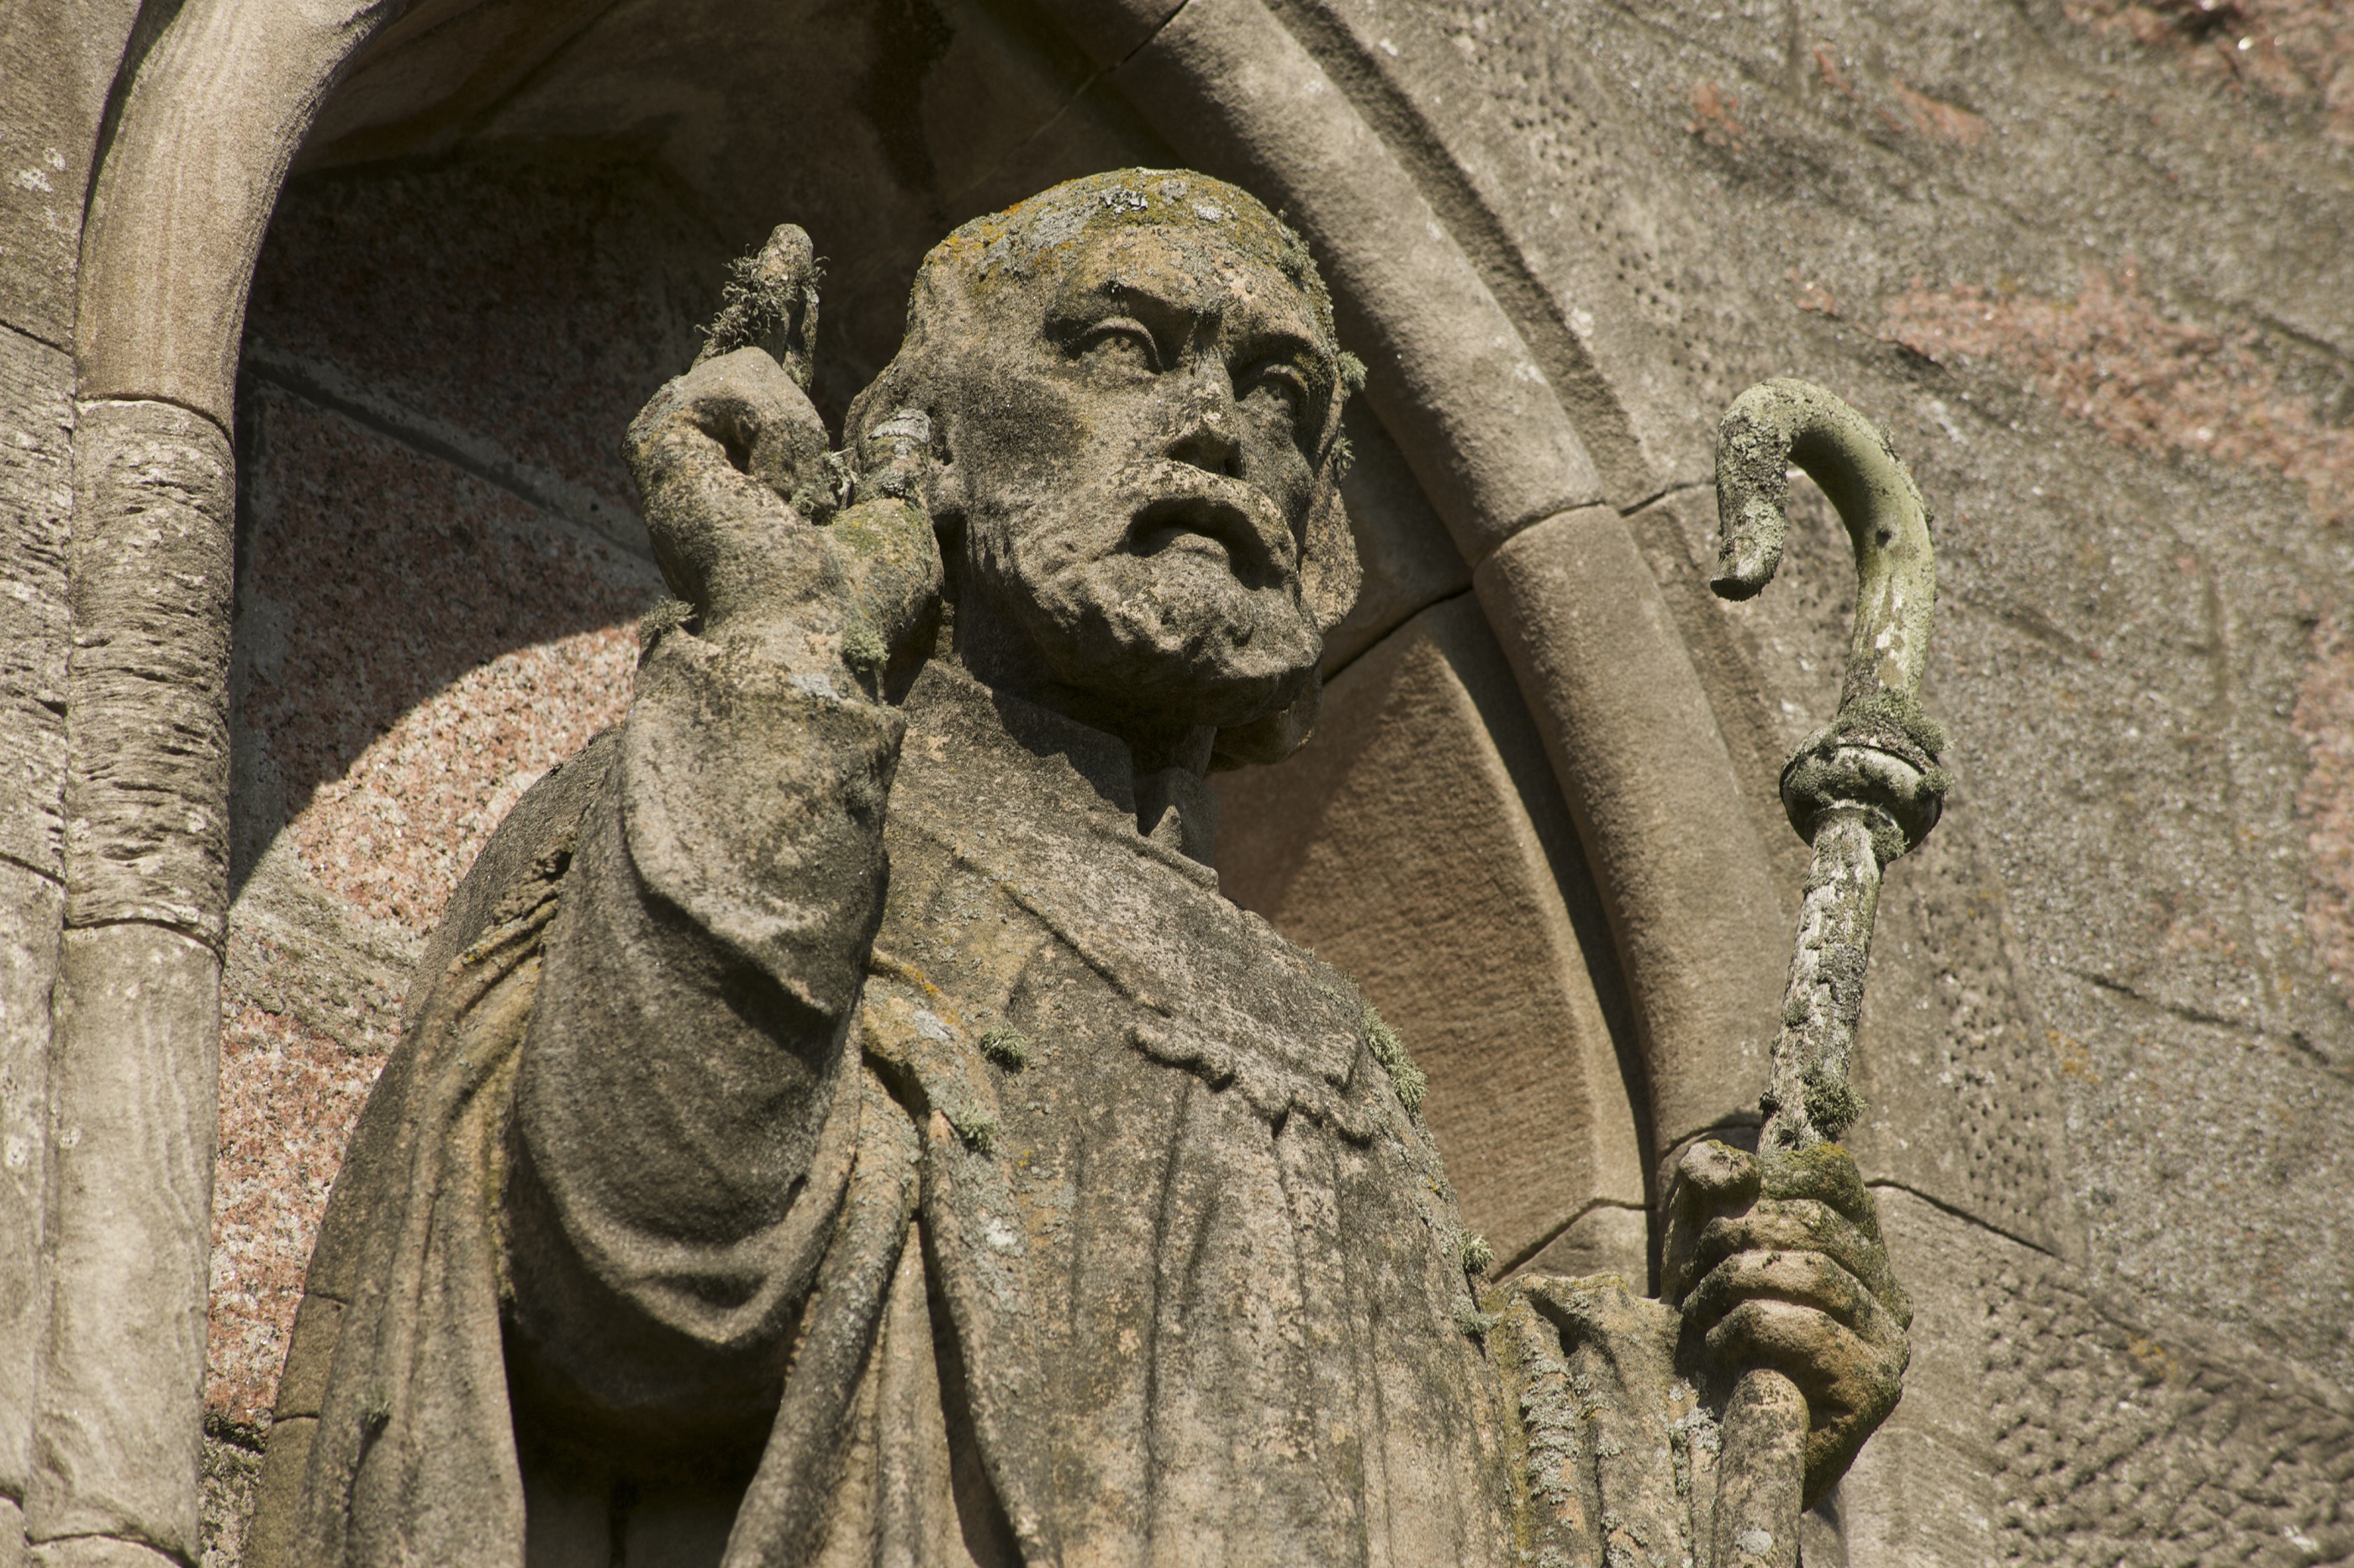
[1240, 362, 1308, 423]
[1079, 322, 1159, 375]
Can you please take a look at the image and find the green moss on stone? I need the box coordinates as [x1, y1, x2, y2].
[1454, 1301, 1501, 1337]
[1362, 1004, 1428, 1112]
[1840, 686, 1946, 758]
[1462, 1230, 1496, 1278]
[979, 1027, 1032, 1069]
[1799, 1068, 1863, 1141]
[842, 620, 888, 678]
[949, 1103, 998, 1153]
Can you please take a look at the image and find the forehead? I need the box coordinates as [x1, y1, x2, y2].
[1048, 224, 1325, 344]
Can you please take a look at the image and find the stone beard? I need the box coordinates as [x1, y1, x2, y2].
[253, 171, 1909, 1567]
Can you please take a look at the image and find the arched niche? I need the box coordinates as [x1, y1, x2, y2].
[225, 0, 1649, 1309]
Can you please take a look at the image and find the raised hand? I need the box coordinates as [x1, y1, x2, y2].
[624, 229, 939, 698]
[1662, 1139, 1912, 1504]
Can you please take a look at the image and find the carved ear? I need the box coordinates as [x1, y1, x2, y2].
[1298, 478, 1360, 635]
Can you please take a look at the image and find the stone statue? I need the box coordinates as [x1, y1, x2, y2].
[251, 170, 1910, 1568]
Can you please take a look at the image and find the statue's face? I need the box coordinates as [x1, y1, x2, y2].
[934, 222, 1338, 731]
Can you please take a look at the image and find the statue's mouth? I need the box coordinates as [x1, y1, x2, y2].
[1127, 484, 1290, 587]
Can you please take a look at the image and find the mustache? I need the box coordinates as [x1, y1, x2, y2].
[1118, 464, 1297, 589]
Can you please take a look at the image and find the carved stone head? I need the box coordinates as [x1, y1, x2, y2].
[848, 170, 1361, 764]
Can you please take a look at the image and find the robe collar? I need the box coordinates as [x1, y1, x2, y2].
[899, 658, 1222, 882]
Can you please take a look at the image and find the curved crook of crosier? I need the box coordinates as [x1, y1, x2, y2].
[1712, 379, 1946, 870]
[1711, 377, 1937, 715]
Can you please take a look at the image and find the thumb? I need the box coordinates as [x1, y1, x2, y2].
[1662, 1139, 1760, 1301]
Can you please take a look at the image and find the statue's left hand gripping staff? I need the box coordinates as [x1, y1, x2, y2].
[1701, 378, 1948, 1568]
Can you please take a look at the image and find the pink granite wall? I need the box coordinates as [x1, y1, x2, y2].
[1877, 265, 2354, 1020]
[214, 390, 648, 1427]
[211, 152, 692, 1487]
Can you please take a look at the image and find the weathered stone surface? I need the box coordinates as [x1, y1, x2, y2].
[240, 155, 718, 552]
[64, 399, 235, 947]
[197, 1427, 260, 1568]
[0, 323, 71, 1548]
[228, 383, 656, 916]
[1517, 1203, 1650, 1283]
[27, 1534, 179, 1568]
[0, 860, 60, 1525]
[1270, 0, 1708, 504]
[288, 0, 1172, 419]
[1829, 1189, 2012, 1568]
[233, 1418, 305, 1568]
[41, 399, 233, 1566]
[193, 140, 686, 1553]
[1850, 1186, 2354, 1567]
[1985, 1258, 2354, 1565]
[0, 326, 72, 882]
[29, 924, 219, 1563]
[1404, 0, 2354, 1423]
[1623, 468, 2106, 1254]
[1485, 1275, 1713, 1567]
[1217, 594, 1646, 1272]
[0, 0, 140, 346]
[0, 0, 2330, 1558]
[75, 0, 407, 425]
[245, 176, 1906, 1566]
[1112, 0, 1607, 561]
[208, 372, 658, 1429]
[1317, 404, 1469, 673]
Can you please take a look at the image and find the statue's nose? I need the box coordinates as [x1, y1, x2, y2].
[1165, 376, 1242, 478]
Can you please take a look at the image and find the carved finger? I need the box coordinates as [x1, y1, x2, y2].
[1662, 1139, 1760, 1299]
[697, 224, 822, 391]
[1702, 1298, 1905, 1427]
[632, 347, 831, 505]
[1693, 1201, 1903, 1315]
[1676, 1139, 1761, 1208]
[1683, 1249, 1873, 1338]
[1801, 1425, 1867, 1509]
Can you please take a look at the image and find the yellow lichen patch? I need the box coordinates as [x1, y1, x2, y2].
[2125, 1334, 2179, 1384]
[2051, 1027, 2100, 1083]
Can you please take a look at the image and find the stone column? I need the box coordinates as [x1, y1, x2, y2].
[0, 313, 72, 1568]
[29, 1, 405, 1560]
[0, 3, 147, 1562]
[29, 404, 235, 1568]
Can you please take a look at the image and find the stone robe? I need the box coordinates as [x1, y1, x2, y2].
[251, 657, 1623, 1568]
